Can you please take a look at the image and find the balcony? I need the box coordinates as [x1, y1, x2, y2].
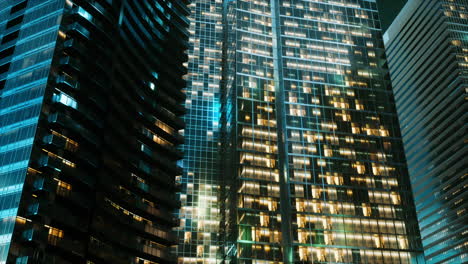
[114, 191, 177, 226]
[25, 199, 89, 233]
[48, 235, 86, 257]
[139, 135, 183, 160]
[35, 152, 95, 187]
[37, 155, 64, 172]
[20, 228, 84, 259]
[45, 136, 98, 169]
[101, 166, 179, 208]
[32, 177, 55, 193]
[88, 239, 137, 264]
[55, 75, 79, 90]
[64, 22, 90, 40]
[33, 176, 92, 209]
[61, 163, 95, 187]
[42, 133, 98, 169]
[138, 244, 174, 262]
[21, 228, 45, 242]
[55, 74, 107, 114]
[61, 38, 86, 56]
[132, 180, 180, 208]
[137, 160, 181, 186]
[59, 56, 81, 73]
[99, 200, 177, 243]
[47, 112, 99, 147]
[42, 134, 67, 149]
[61, 38, 109, 77]
[68, 6, 110, 38]
[137, 113, 184, 144]
[91, 216, 175, 262]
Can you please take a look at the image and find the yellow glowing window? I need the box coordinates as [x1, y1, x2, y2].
[196, 245, 204, 257]
[43, 149, 76, 168]
[260, 212, 270, 226]
[379, 126, 390, 137]
[321, 122, 337, 131]
[353, 162, 366, 174]
[51, 130, 78, 151]
[390, 192, 401, 205]
[351, 123, 361, 134]
[58, 30, 67, 39]
[311, 187, 321, 199]
[184, 232, 191, 243]
[323, 146, 333, 157]
[324, 232, 334, 245]
[48, 227, 64, 238]
[56, 179, 71, 191]
[362, 203, 372, 216]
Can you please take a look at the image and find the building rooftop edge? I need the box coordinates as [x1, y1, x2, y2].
[383, 0, 420, 45]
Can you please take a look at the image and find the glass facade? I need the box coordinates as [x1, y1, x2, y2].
[221, 0, 424, 263]
[0, 0, 189, 263]
[0, 1, 65, 263]
[174, 0, 224, 264]
[384, 0, 468, 263]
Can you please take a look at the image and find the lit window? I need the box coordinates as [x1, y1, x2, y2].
[48, 227, 64, 238]
[184, 232, 191, 243]
[54, 92, 77, 109]
[362, 203, 372, 216]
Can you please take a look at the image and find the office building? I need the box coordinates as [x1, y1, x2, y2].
[174, 0, 224, 264]
[0, 0, 188, 263]
[384, 0, 467, 263]
[220, 0, 424, 263]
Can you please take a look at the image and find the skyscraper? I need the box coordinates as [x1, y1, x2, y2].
[221, 0, 424, 263]
[0, 0, 188, 263]
[174, 0, 224, 264]
[384, 0, 468, 263]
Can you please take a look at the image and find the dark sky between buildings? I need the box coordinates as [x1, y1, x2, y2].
[376, 0, 408, 32]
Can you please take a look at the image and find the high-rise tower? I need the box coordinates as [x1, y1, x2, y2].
[174, 0, 224, 264]
[221, 0, 424, 263]
[384, 0, 468, 263]
[0, 0, 188, 263]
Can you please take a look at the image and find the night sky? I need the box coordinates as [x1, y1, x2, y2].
[376, 0, 408, 32]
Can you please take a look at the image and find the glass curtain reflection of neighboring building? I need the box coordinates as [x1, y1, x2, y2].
[384, 0, 468, 263]
[220, 0, 425, 263]
[174, 1, 224, 264]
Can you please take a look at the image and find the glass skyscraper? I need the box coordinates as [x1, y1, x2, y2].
[0, 0, 189, 263]
[220, 0, 424, 263]
[174, 0, 224, 264]
[0, 1, 63, 262]
[384, 0, 467, 263]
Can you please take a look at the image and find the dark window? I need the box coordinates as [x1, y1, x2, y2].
[0, 79, 5, 90]
[6, 15, 24, 29]
[0, 63, 11, 74]
[1, 31, 20, 44]
[10, 1, 28, 14]
[0, 47, 15, 60]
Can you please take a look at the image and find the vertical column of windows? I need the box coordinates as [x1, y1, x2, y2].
[176, 0, 223, 263]
[234, 1, 284, 262]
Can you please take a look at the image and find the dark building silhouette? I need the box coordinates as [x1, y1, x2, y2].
[0, 0, 189, 263]
[384, 0, 468, 263]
